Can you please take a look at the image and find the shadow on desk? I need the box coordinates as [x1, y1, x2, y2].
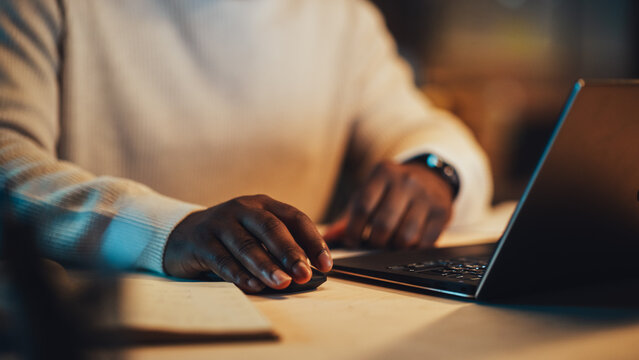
[331, 271, 639, 308]
[367, 302, 639, 360]
[489, 279, 639, 309]
[332, 272, 639, 358]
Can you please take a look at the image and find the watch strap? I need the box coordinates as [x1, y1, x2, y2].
[404, 153, 460, 199]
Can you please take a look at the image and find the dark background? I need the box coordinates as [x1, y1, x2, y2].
[371, 0, 639, 202]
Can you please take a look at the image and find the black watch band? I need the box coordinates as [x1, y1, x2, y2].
[405, 153, 460, 199]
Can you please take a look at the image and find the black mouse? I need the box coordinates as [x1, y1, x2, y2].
[258, 267, 327, 294]
[198, 267, 327, 294]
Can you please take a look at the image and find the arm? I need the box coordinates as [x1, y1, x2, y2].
[326, 0, 493, 247]
[0, 0, 332, 291]
[0, 0, 201, 272]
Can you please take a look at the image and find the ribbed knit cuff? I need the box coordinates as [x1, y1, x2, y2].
[100, 192, 204, 274]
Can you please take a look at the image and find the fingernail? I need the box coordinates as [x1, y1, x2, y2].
[318, 249, 333, 271]
[247, 278, 263, 292]
[292, 260, 311, 280]
[271, 269, 292, 286]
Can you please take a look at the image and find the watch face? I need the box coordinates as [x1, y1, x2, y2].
[426, 154, 442, 167]
[408, 153, 460, 198]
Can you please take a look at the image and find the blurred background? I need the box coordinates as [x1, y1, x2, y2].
[370, 0, 638, 203]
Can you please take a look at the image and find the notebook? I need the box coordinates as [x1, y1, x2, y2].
[102, 274, 277, 342]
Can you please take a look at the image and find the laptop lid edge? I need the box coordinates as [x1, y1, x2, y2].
[474, 79, 584, 301]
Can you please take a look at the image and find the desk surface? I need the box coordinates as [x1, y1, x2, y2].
[127, 204, 639, 359]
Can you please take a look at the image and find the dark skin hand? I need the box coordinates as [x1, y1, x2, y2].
[324, 160, 454, 249]
[163, 161, 453, 292]
[164, 195, 333, 293]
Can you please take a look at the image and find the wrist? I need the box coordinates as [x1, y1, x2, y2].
[164, 208, 206, 275]
[403, 153, 460, 199]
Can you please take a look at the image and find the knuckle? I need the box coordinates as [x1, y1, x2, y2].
[292, 210, 310, 225]
[227, 197, 247, 209]
[405, 171, 421, 186]
[260, 217, 284, 235]
[214, 254, 236, 272]
[372, 219, 392, 234]
[190, 254, 210, 273]
[280, 244, 301, 256]
[406, 178, 426, 195]
[280, 248, 304, 267]
[236, 237, 259, 256]
[252, 194, 271, 203]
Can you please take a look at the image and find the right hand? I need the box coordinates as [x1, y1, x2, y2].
[163, 195, 333, 292]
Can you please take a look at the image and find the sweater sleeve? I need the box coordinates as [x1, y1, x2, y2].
[0, 0, 202, 273]
[343, 0, 493, 227]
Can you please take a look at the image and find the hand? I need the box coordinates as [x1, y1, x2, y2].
[325, 160, 454, 249]
[163, 195, 333, 292]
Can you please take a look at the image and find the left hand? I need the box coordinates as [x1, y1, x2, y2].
[324, 160, 454, 249]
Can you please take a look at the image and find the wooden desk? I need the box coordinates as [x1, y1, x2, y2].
[127, 204, 639, 359]
[127, 276, 639, 360]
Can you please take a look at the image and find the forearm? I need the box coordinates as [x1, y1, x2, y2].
[344, 0, 493, 226]
[0, 129, 202, 272]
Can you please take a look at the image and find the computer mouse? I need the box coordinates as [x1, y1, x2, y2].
[198, 267, 327, 294]
[258, 267, 327, 294]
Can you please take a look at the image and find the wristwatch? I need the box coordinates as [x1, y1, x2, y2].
[404, 153, 460, 199]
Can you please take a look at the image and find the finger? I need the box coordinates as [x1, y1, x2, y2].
[392, 201, 429, 249]
[418, 212, 450, 249]
[193, 237, 266, 293]
[323, 215, 349, 244]
[217, 225, 293, 290]
[344, 169, 388, 248]
[265, 199, 333, 273]
[240, 209, 312, 284]
[366, 184, 411, 248]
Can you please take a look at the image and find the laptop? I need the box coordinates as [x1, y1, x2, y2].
[332, 80, 639, 301]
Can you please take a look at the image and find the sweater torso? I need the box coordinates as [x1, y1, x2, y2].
[60, 0, 359, 219]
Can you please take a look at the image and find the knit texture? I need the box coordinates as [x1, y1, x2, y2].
[0, 0, 492, 273]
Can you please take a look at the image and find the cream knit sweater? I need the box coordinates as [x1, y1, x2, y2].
[0, 0, 492, 273]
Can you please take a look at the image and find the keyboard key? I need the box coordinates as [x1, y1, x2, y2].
[389, 254, 490, 280]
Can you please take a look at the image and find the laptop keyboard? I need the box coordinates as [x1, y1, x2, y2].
[387, 256, 490, 281]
